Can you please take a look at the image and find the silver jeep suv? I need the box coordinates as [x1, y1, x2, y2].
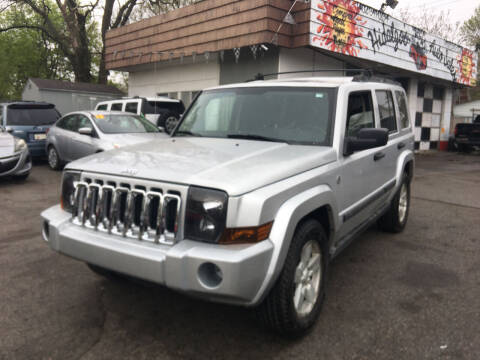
[41, 76, 414, 335]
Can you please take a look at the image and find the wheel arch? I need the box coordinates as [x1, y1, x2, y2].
[250, 185, 339, 305]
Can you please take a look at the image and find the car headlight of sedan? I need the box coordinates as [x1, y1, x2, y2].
[60, 171, 81, 213]
[14, 138, 27, 152]
[185, 186, 273, 244]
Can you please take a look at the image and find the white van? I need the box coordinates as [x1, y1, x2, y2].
[95, 97, 185, 134]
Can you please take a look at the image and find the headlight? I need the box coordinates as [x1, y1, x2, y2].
[185, 186, 228, 243]
[14, 138, 27, 152]
[61, 171, 81, 213]
[184, 186, 273, 244]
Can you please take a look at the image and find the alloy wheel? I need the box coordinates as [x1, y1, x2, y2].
[293, 239, 322, 317]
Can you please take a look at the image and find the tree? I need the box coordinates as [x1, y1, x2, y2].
[0, 4, 71, 99]
[0, 0, 193, 84]
[460, 5, 480, 49]
[393, 6, 461, 43]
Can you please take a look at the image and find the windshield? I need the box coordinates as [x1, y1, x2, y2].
[93, 114, 159, 134]
[174, 87, 335, 145]
[6, 106, 60, 126]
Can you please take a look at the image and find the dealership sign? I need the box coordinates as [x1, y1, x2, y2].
[310, 0, 477, 86]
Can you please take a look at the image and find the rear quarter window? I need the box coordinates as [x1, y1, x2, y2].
[96, 104, 108, 111]
[375, 90, 397, 133]
[395, 91, 410, 129]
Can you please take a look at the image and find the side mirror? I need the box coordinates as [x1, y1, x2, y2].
[78, 127, 93, 136]
[5, 126, 13, 133]
[344, 128, 388, 156]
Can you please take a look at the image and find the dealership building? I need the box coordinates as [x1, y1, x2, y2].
[104, 0, 477, 151]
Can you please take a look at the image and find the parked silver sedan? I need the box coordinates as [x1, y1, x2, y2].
[46, 111, 168, 170]
[0, 127, 31, 180]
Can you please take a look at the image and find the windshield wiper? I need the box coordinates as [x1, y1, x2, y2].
[174, 130, 202, 137]
[227, 134, 287, 143]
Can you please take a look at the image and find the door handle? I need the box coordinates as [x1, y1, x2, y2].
[397, 142, 406, 150]
[374, 152, 385, 161]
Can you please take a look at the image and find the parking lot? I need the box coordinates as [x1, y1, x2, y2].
[1, 152, 479, 360]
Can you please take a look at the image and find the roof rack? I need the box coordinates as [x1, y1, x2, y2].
[248, 69, 402, 86]
[352, 74, 401, 86]
[248, 69, 372, 81]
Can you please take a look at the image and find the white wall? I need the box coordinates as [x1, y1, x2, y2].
[128, 58, 220, 99]
[278, 48, 344, 78]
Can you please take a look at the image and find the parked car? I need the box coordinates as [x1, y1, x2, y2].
[95, 97, 185, 134]
[42, 76, 414, 336]
[453, 115, 480, 152]
[0, 126, 31, 180]
[0, 101, 61, 158]
[45, 111, 168, 170]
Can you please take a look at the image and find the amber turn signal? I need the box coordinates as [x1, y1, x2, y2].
[218, 222, 273, 244]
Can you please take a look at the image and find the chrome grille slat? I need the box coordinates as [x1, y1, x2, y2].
[71, 181, 182, 245]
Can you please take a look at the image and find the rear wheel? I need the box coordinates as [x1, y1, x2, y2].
[258, 219, 328, 336]
[47, 146, 62, 170]
[378, 174, 410, 233]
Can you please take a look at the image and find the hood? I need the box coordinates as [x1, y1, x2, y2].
[103, 132, 169, 148]
[67, 137, 336, 196]
[0, 133, 14, 158]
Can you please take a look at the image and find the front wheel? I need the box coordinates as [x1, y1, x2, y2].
[378, 175, 410, 233]
[258, 219, 328, 336]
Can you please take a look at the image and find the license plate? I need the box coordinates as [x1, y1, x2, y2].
[34, 133, 46, 140]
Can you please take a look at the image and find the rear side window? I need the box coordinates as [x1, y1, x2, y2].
[56, 115, 77, 131]
[143, 101, 185, 115]
[96, 104, 108, 111]
[375, 90, 397, 133]
[111, 103, 123, 111]
[125, 102, 138, 113]
[395, 91, 410, 129]
[346, 91, 374, 137]
[6, 105, 60, 126]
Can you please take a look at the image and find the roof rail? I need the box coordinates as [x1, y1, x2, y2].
[248, 69, 373, 82]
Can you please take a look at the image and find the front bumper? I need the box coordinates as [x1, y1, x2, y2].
[0, 149, 31, 177]
[41, 205, 273, 306]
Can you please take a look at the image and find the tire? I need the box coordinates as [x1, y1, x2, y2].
[257, 219, 328, 336]
[378, 174, 410, 233]
[158, 112, 179, 134]
[87, 263, 123, 281]
[47, 146, 62, 170]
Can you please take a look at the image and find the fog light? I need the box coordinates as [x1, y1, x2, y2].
[198, 262, 223, 289]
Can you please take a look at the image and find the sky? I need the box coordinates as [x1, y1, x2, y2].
[359, 0, 479, 25]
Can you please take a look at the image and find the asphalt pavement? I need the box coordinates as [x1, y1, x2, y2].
[0, 152, 479, 360]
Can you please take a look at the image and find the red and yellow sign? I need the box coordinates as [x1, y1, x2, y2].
[458, 49, 476, 86]
[312, 0, 367, 56]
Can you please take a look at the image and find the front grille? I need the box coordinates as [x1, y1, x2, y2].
[0, 156, 19, 173]
[71, 177, 182, 245]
